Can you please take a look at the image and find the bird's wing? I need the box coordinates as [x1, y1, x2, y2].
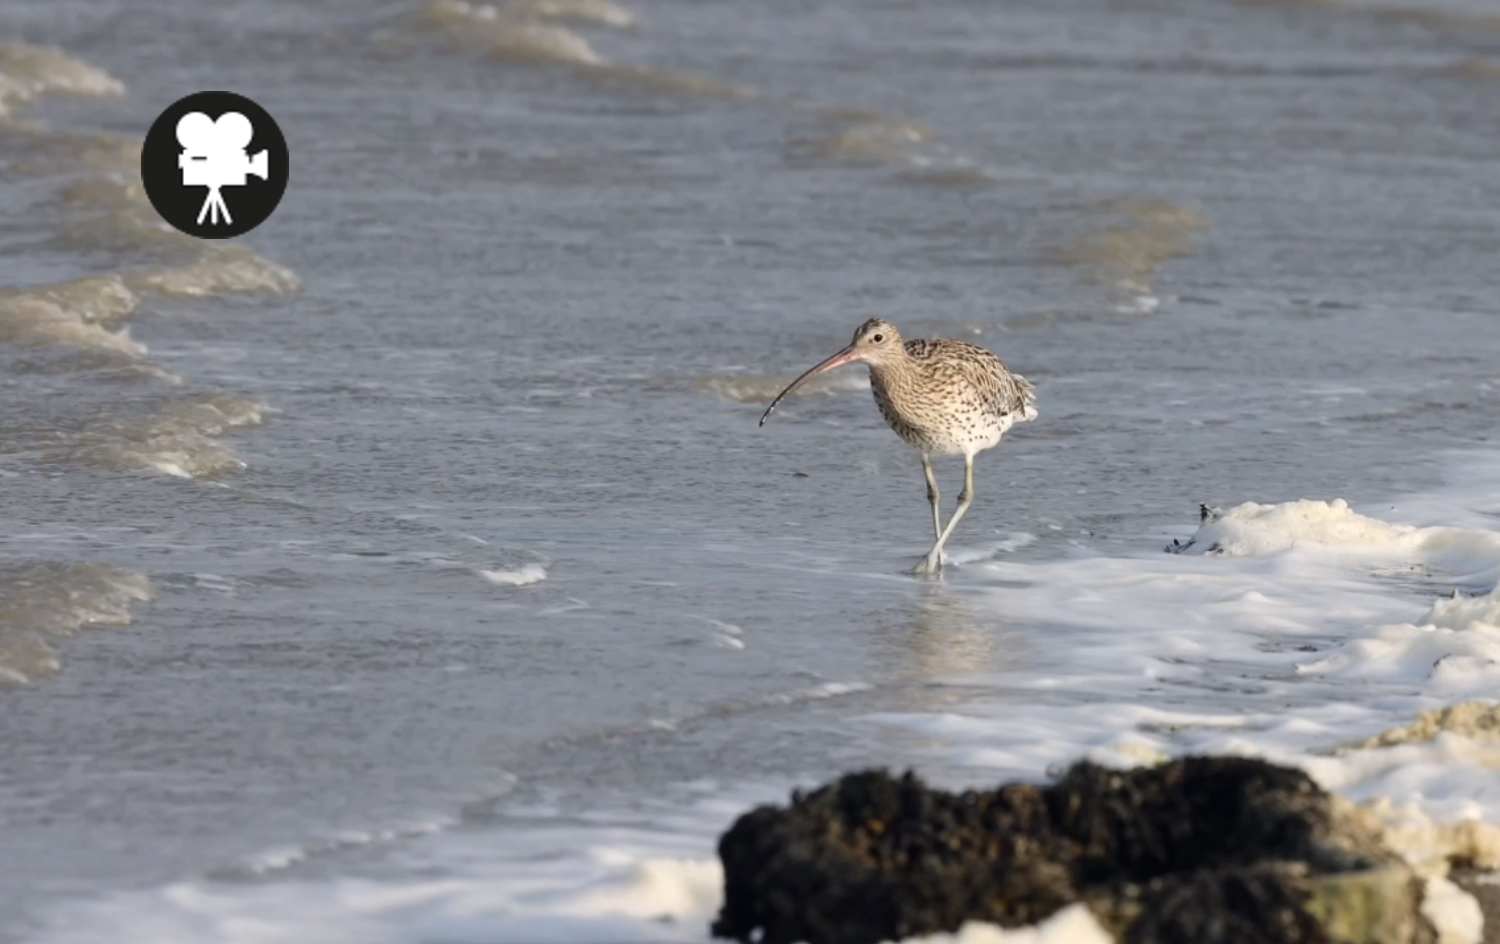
[936, 340, 1038, 422]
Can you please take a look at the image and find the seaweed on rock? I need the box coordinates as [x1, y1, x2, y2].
[713, 757, 1429, 944]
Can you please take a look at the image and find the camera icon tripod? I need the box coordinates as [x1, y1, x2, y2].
[176, 111, 269, 226]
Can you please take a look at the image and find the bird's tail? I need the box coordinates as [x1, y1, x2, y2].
[1015, 375, 1039, 422]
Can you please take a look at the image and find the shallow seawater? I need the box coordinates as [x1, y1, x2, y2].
[1, 0, 1498, 940]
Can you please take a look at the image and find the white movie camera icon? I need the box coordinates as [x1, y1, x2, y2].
[176, 111, 269, 226]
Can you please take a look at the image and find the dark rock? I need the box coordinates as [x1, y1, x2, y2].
[712, 756, 1431, 944]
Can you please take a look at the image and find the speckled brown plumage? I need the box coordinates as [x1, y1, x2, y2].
[866, 327, 1037, 458]
[760, 318, 1037, 575]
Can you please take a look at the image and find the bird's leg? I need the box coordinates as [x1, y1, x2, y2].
[913, 454, 974, 574]
[921, 454, 941, 542]
[931, 455, 976, 567]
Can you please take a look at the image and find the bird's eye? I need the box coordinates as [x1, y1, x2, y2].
[872, 333, 884, 343]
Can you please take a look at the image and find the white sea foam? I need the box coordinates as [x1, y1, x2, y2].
[30, 816, 1109, 944]
[481, 562, 549, 586]
[1155, 495, 1500, 696]
[1295, 610, 1500, 696]
[232, 817, 459, 878]
[763, 680, 872, 704]
[700, 617, 746, 649]
[945, 532, 1036, 565]
[897, 907, 1112, 944]
[1423, 876, 1485, 944]
[32, 822, 728, 944]
[1178, 496, 1500, 567]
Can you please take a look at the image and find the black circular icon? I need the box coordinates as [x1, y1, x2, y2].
[141, 91, 288, 240]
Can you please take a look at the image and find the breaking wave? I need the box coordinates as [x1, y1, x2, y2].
[0, 392, 268, 479]
[794, 109, 935, 164]
[0, 562, 152, 684]
[0, 274, 144, 357]
[505, 0, 637, 28]
[0, 40, 122, 118]
[0, 45, 298, 481]
[128, 245, 301, 298]
[418, 0, 754, 97]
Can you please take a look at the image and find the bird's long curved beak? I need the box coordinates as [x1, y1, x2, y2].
[759, 345, 860, 427]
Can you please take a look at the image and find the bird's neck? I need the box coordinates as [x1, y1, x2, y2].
[867, 352, 917, 389]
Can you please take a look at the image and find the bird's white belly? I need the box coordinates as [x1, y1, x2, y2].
[925, 415, 1010, 457]
[884, 403, 1012, 457]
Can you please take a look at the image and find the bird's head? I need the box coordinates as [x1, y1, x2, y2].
[847, 318, 903, 367]
[759, 319, 905, 426]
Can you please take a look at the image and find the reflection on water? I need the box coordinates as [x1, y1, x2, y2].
[878, 587, 1022, 691]
[859, 587, 1028, 761]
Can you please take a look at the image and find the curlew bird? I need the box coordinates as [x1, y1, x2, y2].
[760, 318, 1036, 574]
